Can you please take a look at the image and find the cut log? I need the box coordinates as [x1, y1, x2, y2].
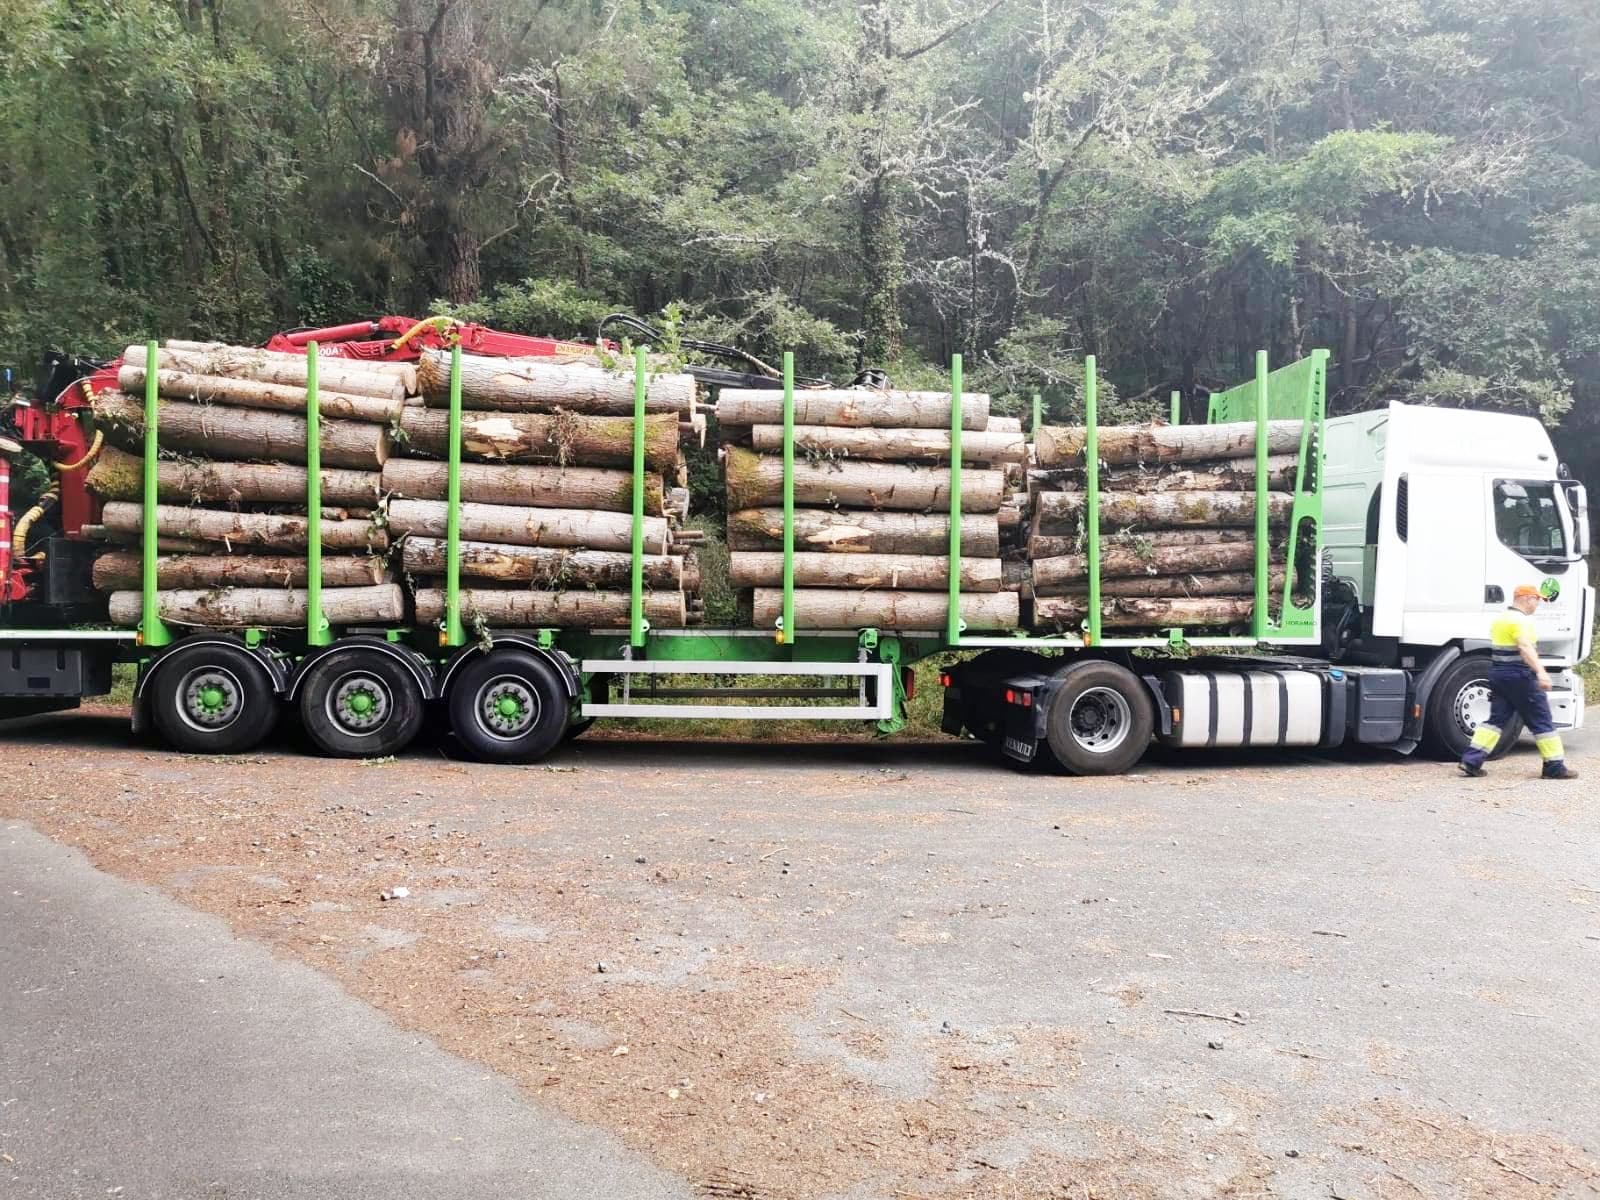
[1032, 542, 1259, 588]
[93, 394, 389, 469]
[401, 537, 681, 589]
[385, 498, 668, 554]
[727, 508, 999, 557]
[380, 459, 663, 516]
[1034, 571, 1285, 599]
[117, 366, 402, 424]
[1032, 490, 1293, 534]
[1035, 420, 1303, 467]
[417, 350, 696, 416]
[751, 588, 1018, 632]
[748, 424, 1026, 465]
[728, 551, 1002, 592]
[122, 345, 407, 402]
[986, 416, 1023, 432]
[108, 584, 405, 629]
[92, 550, 387, 591]
[100, 501, 387, 552]
[396, 407, 679, 472]
[156, 342, 419, 390]
[1025, 529, 1256, 558]
[724, 447, 1003, 513]
[1031, 596, 1256, 629]
[85, 446, 379, 508]
[1029, 455, 1298, 494]
[716, 389, 989, 431]
[413, 588, 685, 628]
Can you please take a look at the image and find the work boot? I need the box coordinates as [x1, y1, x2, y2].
[1459, 761, 1486, 778]
[1541, 762, 1580, 780]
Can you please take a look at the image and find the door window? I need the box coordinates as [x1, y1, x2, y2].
[1493, 480, 1568, 560]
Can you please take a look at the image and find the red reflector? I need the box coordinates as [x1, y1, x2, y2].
[903, 665, 916, 702]
[1004, 688, 1016, 704]
[1021, 692, 1033, 707]
[939, 672, 952, 688]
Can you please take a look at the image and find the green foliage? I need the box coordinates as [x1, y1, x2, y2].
[437, 278, 617, 342]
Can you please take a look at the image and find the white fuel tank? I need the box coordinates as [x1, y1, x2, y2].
[1163, 670, 1324, 749]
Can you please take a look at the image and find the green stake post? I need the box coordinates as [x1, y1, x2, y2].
[1084, 356, 1102, 645]
[946, 354, 964, 646]
[139, 340, 171, 648]
[1252, 350, 1270, 640]
[444, 343, 465, 647]
[629, 346, 648, 648]
[780, 351, 796, 645]
[1170, 389, 1181, 425]
[304, 342, 330, 647]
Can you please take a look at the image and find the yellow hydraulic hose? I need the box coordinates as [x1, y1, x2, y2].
[54, 427, 104, 472]
[13, 489, 58, 561]
[391, 315, 459, 352]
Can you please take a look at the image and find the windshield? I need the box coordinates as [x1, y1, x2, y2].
[1493, 480, 1569, 560]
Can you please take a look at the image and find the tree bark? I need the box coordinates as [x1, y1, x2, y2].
[1035, 420, 1303, 467]
[748, 424, 1025, 465]
[100, 501, 387, 552]
[724, 447, 1003, 513]
[716, 389, 989, 431]
[417, 350, 696, 416]
[986, 416, 1023, 432]
[93, 550, 387, 591]
[109, 584, 405, 629]
[727, 508, 999, 556]
[1034, 571, 1284, 599]
[396, 407, 679, 472]
[1031, 596, 1255, 629]
[381, 459, 664, 516]
[1032, 542, 1259, 588]
[412, 587, 685, 629]
[121, 345, 410, 401]
[1026, 529, 1256, 558]
[94, 394, 389, 469]
[1032, 490, 1293, 534]
[751, 588, 1018, 631]
[86, 446, 380, 508]
[385, 498, 669, 554]
[728, 551, 1002, 592]
[1029, 455, 1298, 494]
[117, 366, 402, 423]
[401, 537, 682, 590]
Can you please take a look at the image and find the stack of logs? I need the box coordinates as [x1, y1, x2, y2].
[1025, 420, 1301, 631]
[716, 387, 1026, 631]
[384, 349, 704, 629]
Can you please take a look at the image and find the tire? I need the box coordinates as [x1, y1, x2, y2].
[446, 649, 569, 763]
[1042, 660, 1154, 776]
[298, 647, 426, 759]
[149, 641, 279, 755]
[1423, 656, 1522, 761]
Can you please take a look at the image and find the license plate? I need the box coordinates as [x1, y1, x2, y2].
[1003, 736, 1036, 761]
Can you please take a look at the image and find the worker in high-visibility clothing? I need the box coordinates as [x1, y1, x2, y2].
[1459, 584, 1578, 779]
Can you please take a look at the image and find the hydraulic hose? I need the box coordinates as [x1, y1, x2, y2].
[13, 488, 58, 561]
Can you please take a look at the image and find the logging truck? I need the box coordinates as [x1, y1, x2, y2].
[0, 319, 1590, 775]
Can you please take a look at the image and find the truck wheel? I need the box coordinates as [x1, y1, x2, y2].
[1043, 661, 1153, 776]
[447, 650, 568, 763]
[150, 642, 279, 755]
[298, 649, 425, 759]
[1424, 657, 1522, 761]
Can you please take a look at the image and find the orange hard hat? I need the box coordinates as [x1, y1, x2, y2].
[1513, 584, 1541, 601]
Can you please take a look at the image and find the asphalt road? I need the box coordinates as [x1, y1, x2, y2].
[1, 710, 1598, 1198]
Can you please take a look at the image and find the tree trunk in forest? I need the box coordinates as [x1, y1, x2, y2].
[86, 447, 380, 508]
[109, 584, 405, 628]
[717, 389, 989, 431]
[93, 550, 387, 591]
[94, 394, 389, 469]
[726, 507, 999, 556]
[1035, 420, 1302, 467]
[724, 447, 1003, 513]
[413, 587, 685, 628]
[748, 424, 1025, 464]
[1031, 596, 1255, 629]
[417, 350, 696, 416]
[1032, 542, 1258, 588]
[752, 587, 1017, 631]
[116, 366, 403, 424]
[385, 497, 669, 554]
[401, 536, 682, 589]
[396, 407, 679, 471]
[100, 501, 387, 552]
[1029, 455, 1298, 494]
[380, 459, 664, 515]
[728, 551, 1002, 592]
[1031, 490, 1293, 534]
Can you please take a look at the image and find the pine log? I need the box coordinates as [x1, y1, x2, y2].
[1029, 455, 1298, 494]
[117, 366, 402, 423]
[1032, 490, 1293, 534]
[1032, 542, 1258, 588]
[87, 526, 219, 554]
[92, 550, 387, 591]
[122, 345, 406, 402]
[401, 536, 681, 589]
[93, 394, 389, 469]
[108, 584, 405, 629]
[1025, 529, 1255, 558]
[100, 501, 387, 552]
[380, 459, 664, 516]
[1031, 596, 1255, 629]
[1033, 570, 1285, 599]
[748, 424, 1026, 465]
[751, 588, 1018, 632]
[85, 446, 380, 508]
[157, 341, 419, 390]
[987, 416, 1023, 432]
[1036, 420, 1303, 467]
[724, 447, 1003, 513]
[417, 350, 696, 416]
[413, 587, 685, 628]
[727, 508, 999, 557]
[728, 551, 1002, 592]
[716, 389, 989, 431]
[396, 407, 679, 472]
[385, 498, 668, 554]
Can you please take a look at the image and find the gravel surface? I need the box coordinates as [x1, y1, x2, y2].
[1, 710, 1597, 1199]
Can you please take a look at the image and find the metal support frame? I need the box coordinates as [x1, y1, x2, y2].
[579, 658, 895, 721]
[304, 342, 331, 647]
[946, 354, 965, 645]
[629, 346, 648, 648]
[1084, 355, 1102, 645]
[780, 351, 796, 644]
[1252, 350, 1270, 640]
[138, 341, 172, 648]
[444, 343, 465, 647]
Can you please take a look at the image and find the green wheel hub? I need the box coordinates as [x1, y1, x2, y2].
[328, 673, 391, 733]
[177, 667, 244, 732]
[479, 676, 539, 739]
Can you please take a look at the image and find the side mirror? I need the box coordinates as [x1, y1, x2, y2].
[1561, 479, 1590, 558]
